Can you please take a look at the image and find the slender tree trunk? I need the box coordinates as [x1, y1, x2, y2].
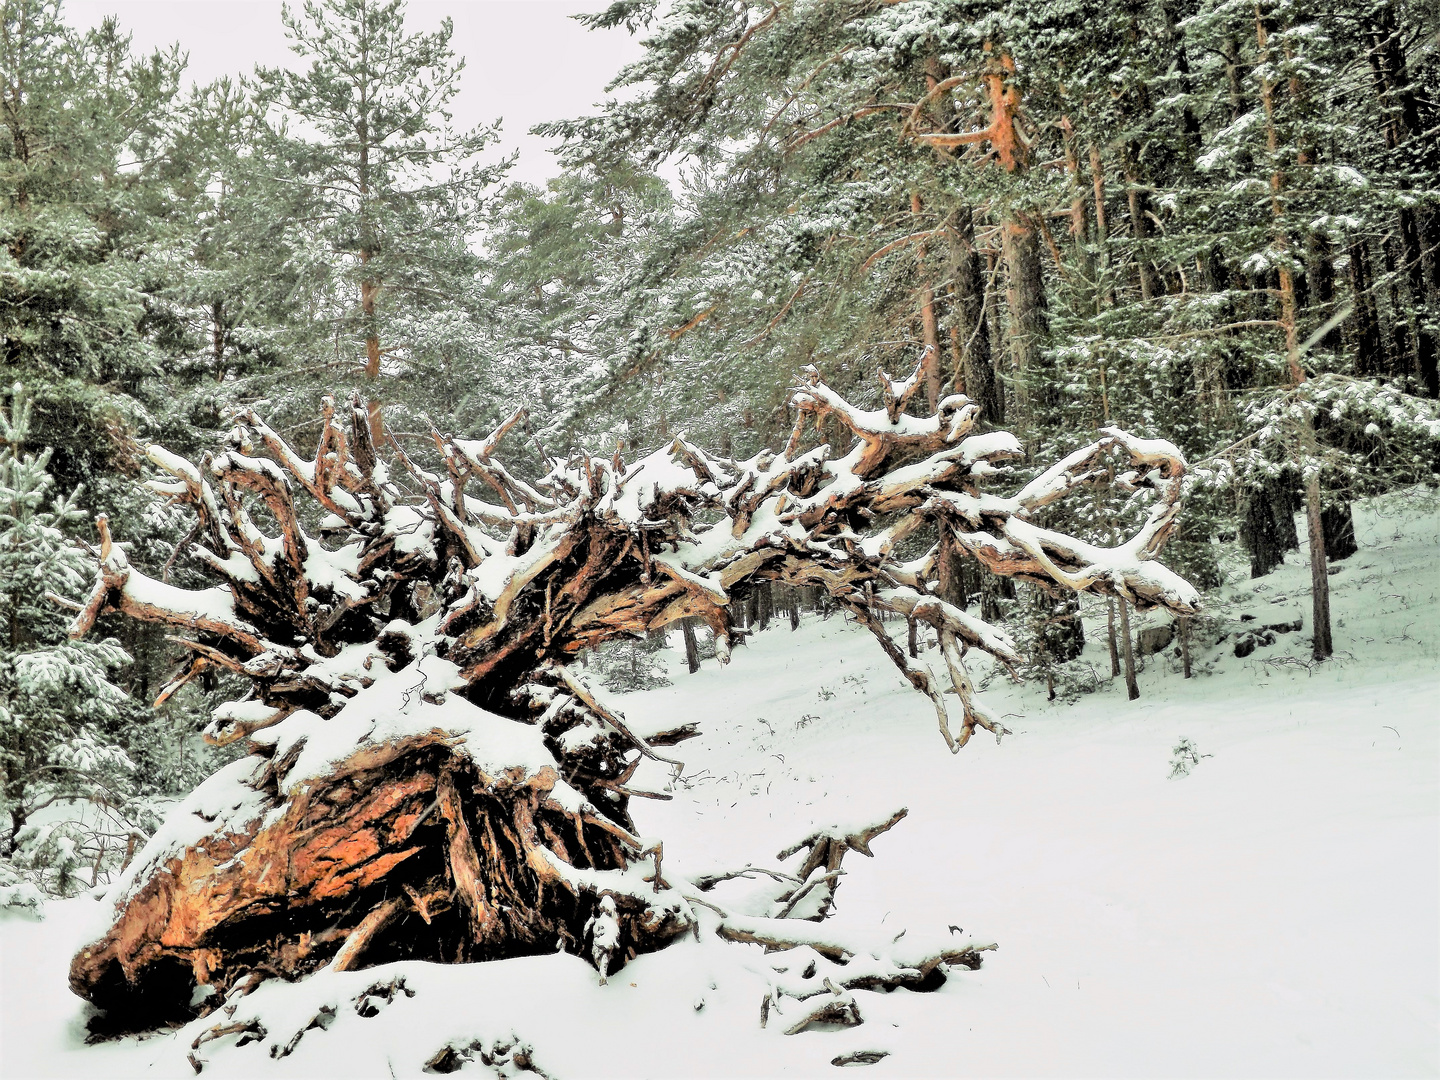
[1060, 117, 1093, 284]
[911, 192, 943, 408]
[1348, 237, 1384, 376]
[211, 301, 226, 378]
[1105, 599, 1121, 677]
[1380, 235, 1413, 378]
[1089, 144, 1115, 309]
[1257, 7, 1334, 657]
[1223, 32, 1248, 122]
[1122, 143, 1160, 302]
[1303, 451, 1332, 660]
[1371, 7, 1440, 396]
[1117, 596, 1139, 700]
[1179, 616, 1192, 679]
[1305, 231, 1337, 351]
[950, 208, 1001, 423]
[682, 618, 701, 674]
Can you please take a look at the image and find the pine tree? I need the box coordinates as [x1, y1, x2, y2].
[251, 0, 512, 438]
[0, 1, 188, 498]
[0, 385, 134, 869]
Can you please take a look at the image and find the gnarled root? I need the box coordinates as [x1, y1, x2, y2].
[71, 735, 693, 1035]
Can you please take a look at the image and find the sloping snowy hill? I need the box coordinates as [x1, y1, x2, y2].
[3, 491, 1436, 1078]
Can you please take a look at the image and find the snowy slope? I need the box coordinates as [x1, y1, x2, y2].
[2, 491, 1436, 1078]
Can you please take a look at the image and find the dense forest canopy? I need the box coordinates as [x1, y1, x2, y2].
[0, 0, 1437, 973]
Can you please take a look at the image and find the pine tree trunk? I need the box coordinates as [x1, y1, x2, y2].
[1242, 476, 1300, 578]
[911, 193, 943, 409]
[1305, 230, 1338, 352]
[980, 574, 1014, 624]
[1117, 596, 1139, 700]
[1002, 219, 1049, 413]
[1381, 234, 1413, 377]
[1105, 599, 1121, 677]
[1179, 616, 1192, 679]
[949, 207, 1001, 423]
[1370, 8, 1440, 396]
[682, 618, 701, 674]
[1122, 143, 1161, 302]
[1320, 501, 1357, 561]
[1303, 458, 1333, 660]
[1348, 237, 1385, 376]
[1089, 144, 1116, 309]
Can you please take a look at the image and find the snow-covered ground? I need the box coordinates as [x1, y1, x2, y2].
[3, 491, 1437, 1078]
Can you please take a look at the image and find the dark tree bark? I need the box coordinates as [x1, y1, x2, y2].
[1002, 219, 1051, 413]
[949, 207, 1001, 424]
[1117, 596, 1139, 700]
[1241, 476, 1300, 577]
[1348, 236, 1386, 377]
[682, 617, 702, 673]
[1321, 502, 1358, 562]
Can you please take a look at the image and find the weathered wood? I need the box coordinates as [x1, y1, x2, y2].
[64, 365, 1197, 1032]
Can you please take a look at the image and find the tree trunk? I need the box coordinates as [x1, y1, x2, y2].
[1381, 234, 1414, 378]
[1370, 8, 1439, 396]
[62, 371, 1200, 1032]
[1179, 616, 1192, 679]
[911, 193, 943, 409]
[949, 207, 1001, 423]
[1089, 144, 1116, 309]
[1105, 599, 1121, 677]
[1303, 457, 1333, 660]
[980, 573, 1015, 624]
[1122, 143, 1161, 302]
[682, 618, 701, 673]
[1320, 501, 1357, 562]
[1116, 596, 1139, 700]
[1041, 593, 1085, 664]
[1304, 230, 1337, 352]
[1241, 476, 1299, 577]
[1348, 236, 1386, 377]
[1002, 219, 1050, 414]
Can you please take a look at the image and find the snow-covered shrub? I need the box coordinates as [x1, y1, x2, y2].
[1169, 738, 1212, 779]
[0, 860, 44, 918]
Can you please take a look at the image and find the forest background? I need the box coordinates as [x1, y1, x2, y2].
[1, 0, 1437, 898]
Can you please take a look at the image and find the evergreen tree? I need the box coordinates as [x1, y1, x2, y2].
[251, 0, 512, 438]
[0, 1, 188, 500]
[0, 386, 133, 863]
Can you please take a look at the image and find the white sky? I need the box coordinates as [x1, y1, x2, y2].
[62, 1, 647, 188]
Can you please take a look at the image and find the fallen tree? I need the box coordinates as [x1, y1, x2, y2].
[65, 356, 1197, 1034]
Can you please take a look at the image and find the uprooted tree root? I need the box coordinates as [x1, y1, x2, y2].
[63, 354, 1195, 1037]
[73, 735, 691, 1034]
[174, 809, 995, 1073]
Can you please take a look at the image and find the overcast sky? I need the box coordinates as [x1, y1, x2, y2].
[62, 1, 647, 188]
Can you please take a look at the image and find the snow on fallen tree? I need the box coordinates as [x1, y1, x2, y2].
[63, 355, 1197, 1037]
